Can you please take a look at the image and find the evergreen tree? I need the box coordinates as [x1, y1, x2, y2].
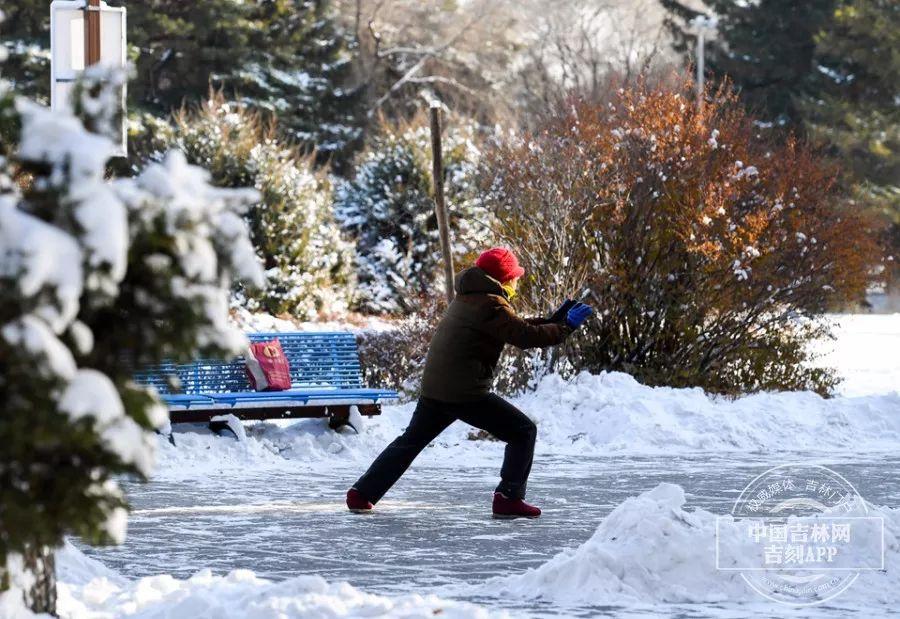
[334, 118, 488, 314]
[0, 66, 262, 613]
[134, 94, 356, 319]
[660, 0, 837, 123]
[802, 0, 899, 281]
[127, 0, 364, 166]
[0, 1, 364, 166]
[0, 0, 52, 103]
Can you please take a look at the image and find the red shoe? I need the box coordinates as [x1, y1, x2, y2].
[492, 492, 541, 519]
[346, 488, 373, 513]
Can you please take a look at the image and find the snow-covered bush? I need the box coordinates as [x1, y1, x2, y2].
[0, 71, 262, 613]
[133, 94, 354, 319]
[480, 78, 879, 395]
[335, 117, 489, 314]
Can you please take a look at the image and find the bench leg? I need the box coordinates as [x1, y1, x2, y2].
[155, 428, 176, 447]
[327, 406, 358, 434]
[209, 414, 246, 441]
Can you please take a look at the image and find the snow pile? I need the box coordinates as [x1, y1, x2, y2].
[520, 371, 900, 454]
[153, 314, 900, 475]
[52, 544, 504, 619]
[153, 396, 547, 479]
[490, 483, 899, 606]
[152, 367, 900, 480]
[0, 552, 48, 619]
[153, 405, 433, 478]
[56, 542, 126, 588]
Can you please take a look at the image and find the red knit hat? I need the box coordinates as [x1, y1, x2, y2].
[475, 247, 525, 283]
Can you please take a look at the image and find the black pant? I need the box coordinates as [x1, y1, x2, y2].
[353, 394, 537, 502]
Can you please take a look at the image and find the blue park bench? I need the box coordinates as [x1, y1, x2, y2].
[133, 332, 397, 434]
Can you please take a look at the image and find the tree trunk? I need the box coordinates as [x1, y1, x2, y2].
[21, 546, 57, 616]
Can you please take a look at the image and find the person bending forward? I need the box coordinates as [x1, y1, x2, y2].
[346, 247, 592, 519]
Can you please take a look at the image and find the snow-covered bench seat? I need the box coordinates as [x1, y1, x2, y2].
[133, 332, 397, 429]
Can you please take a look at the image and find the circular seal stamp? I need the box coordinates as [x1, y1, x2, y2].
[729, 463, 874, 606]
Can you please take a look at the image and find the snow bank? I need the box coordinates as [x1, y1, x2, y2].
[154, 368, 900, 478]
[52, 545, 503, 619]
[153, 403, 498, 479]
[12, 543, 499, 618]
[56, 541, 126, 588]
[489, 483, 900, 606]
[519, 371, 900, 454]
[153, 312, 898, 476]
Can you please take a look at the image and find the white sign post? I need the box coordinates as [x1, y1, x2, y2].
[688, 15, 718, 112]
[50, 0, 127, 153]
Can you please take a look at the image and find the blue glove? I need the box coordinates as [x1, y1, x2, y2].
[548, 299, 577, 323]
[565, 302, 593, 328]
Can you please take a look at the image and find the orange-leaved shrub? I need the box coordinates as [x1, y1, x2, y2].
[479, 78, 879, 395]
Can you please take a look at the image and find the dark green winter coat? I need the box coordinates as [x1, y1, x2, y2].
[420, 267, 572, 402]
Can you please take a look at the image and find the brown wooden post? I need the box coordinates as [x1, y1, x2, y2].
[429, 104, 455, 304]
[85, 0, 101, 66]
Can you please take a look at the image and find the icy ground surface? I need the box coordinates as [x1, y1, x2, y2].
[65, 314, 898, 617]
[78, 452, 900, 617]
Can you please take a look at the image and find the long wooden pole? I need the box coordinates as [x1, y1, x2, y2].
[430, 104, 455, 304]
[85, 0, 101, 66]
[696, 30, 705, 111]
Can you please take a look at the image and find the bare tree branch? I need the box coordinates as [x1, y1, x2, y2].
[366, 4, 494, 116]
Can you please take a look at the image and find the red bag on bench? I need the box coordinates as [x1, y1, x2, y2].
[244, 339, 292, 391]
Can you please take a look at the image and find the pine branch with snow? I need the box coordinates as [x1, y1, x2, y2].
[132, 95, 355, 320]
[335, 118, 490, 314]
[0, 67, 262, 614]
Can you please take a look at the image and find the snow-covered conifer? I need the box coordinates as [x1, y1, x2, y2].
[133, 95, 354, 319]
[335, 119, 489, 314]
[0, 68, 262, 613]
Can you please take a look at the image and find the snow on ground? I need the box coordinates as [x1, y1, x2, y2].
[128, 312, 898, 618]
[45, 478, 900, 618]
[8, 313, 896, 617]
[172, 313, 900, 479]
[518, 371, 900, 454]
[487, 483, 899, 607]
[153, 367, 900, 481]
[51, 543, 504, 619]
